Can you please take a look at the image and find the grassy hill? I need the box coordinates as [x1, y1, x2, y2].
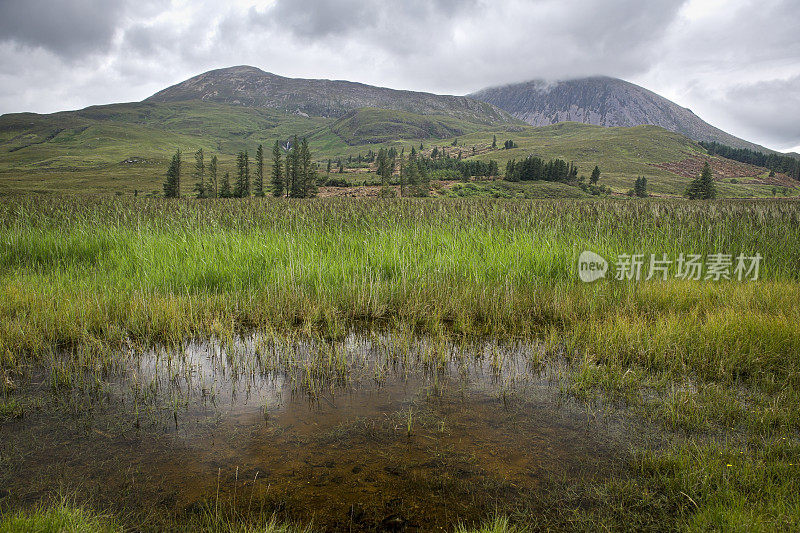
[329, 108, 490, 145]
[443, 123, 799, 198]
[1, 101, 796, 198]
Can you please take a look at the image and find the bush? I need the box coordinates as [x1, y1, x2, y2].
[428, 169, 463, 181]
[321, 177, 351, 187]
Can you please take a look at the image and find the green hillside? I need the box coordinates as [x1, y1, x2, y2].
[1, 101, 796, 198]
[445, 123, 799, 198]
[329, 108, 495, 145]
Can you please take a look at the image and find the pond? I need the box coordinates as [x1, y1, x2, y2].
[0, 332, 639, 531]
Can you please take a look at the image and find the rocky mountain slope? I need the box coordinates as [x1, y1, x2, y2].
[147, 66, 518, 127]
[470, 76, 770, 152]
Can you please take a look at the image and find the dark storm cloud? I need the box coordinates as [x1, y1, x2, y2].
[0, 0, 126, 57]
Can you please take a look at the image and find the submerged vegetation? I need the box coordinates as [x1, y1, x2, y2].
[2, 196, 800, 530]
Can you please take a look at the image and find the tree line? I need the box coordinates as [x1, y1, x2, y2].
[163, 137, 318, 199]
[374, 146, 430, 197]
[699, 141, 800, 181]
[504, 156, 579, 182]
[418, 151, 499, 180]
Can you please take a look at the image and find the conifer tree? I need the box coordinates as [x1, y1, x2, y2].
[590, 166, 601, 184]
[492, 135, 497, 149]
[218, 171, 232, 198]
[298, 137, 317, 198]
[284, 147, 292, 198]
[235, 151, 250, 197]
[699, 161, 716, 199]
[163, 149, 181, 198]
[271, 141, 284, 197]
[289, 136, 302, 198]
[402, 148, 429, 197]
[192, 148, 205, 198]
[377, 148, 393, 195]
[254, 144, 264, 197]
[685, 161, 716, 199]
[633, 176, 648, 197]
[208, 155, 218, 198]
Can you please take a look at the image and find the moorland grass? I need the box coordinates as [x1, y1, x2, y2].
[1, 196, 800, 530]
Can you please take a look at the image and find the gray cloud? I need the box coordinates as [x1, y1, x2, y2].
[0, 0, 125, 57]
[699, 76, 800, 149]
[0, 0, 798, 151]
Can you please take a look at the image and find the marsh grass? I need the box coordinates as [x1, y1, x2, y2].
[0, 498, 121, 533]
[2, 197, 800, 530]
[2, 197, 799, 355]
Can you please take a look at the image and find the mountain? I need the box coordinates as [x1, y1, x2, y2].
[147, 65, 518, 127]
[469, 76, 771, 153]
[2, 67, 795, 198]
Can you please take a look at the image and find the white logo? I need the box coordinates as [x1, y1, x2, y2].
[578, 251, 608, 282]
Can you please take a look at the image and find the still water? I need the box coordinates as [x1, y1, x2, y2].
[1, 332, 636, 531]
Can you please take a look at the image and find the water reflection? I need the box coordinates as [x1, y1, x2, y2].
[1, 332, 631, 531]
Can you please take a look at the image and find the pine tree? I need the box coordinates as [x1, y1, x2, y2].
[163, 150, 181, 198]
[284, 146, 292, 198]
[208, 155, 218, 198]
[192, 148, 205, 198]
[235, 151, 250, 197]
[377, 148, 393, 196]
[633, 176, 648, 197]
[492, 135, 497, 149]
[686, 161, 716, 199]
[590, 166, 601, 185]
[271, 141, 284, 197]
[254, 144, 264, 197]
[218, 171, 232, 198]
[403, 149, 428, 197]
[298, 137, 317, 198]
[698, 161, 716, 199]
[289, 136, 302, 198]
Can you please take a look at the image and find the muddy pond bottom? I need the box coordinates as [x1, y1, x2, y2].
[1, 332, 633, 531]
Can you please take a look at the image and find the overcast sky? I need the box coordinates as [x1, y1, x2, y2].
[1, 0, 798, 152]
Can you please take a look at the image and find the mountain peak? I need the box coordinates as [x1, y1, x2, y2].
[145, 66, 518, 125]
[470, 76, 768, 152]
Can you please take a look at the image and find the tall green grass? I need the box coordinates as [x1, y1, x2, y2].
[2, 197, 800, 531]
[1, 197, 798, 353]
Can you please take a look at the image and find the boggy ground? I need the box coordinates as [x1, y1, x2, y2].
[1, 334, 640, 532]
[1, 197, 800, 531]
